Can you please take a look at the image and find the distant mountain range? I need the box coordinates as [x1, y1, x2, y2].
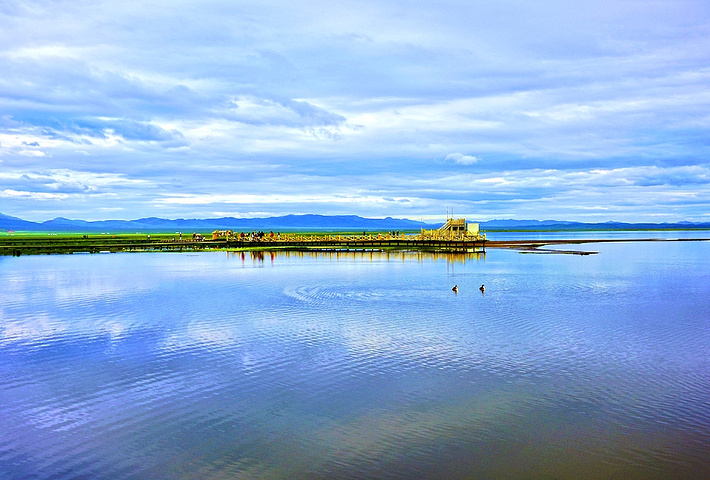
[1, 212, 709, 233]
[0, 213, 434, 232]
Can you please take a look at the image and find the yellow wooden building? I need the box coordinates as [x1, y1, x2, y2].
[419, 218, 485, 241]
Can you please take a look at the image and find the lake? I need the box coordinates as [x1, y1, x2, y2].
[1, 239, 709, 479]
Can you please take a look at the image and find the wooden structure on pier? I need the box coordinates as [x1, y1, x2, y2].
[419, 218, 485, 241]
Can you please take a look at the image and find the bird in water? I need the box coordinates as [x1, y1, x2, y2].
[452, 285, 458, 293]
[479, 284, 485, 292]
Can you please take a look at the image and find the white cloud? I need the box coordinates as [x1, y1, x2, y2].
[445, 153, 480, 165]
[0, 189, 70, 200]
[0, 0, 709, 221]
[158, 192, 414, 207]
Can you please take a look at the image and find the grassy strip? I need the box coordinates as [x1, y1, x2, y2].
[0, 231, 483, 256]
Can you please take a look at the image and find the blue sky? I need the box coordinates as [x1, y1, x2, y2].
[1, 0, 709, 222]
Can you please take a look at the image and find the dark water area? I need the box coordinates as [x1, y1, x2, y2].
[1, 241, 709, 479]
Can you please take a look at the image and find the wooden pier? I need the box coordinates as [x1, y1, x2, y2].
[1, 217, 495, 256]
[0, 234, 486, 256]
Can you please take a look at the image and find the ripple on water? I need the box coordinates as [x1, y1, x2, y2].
[282, 284, 434, 305]
[2, 248, 710, 479]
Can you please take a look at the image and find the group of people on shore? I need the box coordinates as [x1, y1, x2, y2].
[169, 231, 283, 242]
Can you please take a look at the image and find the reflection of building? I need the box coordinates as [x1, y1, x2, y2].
[419, 218, 485, 241]
[227, 248, 486, 264]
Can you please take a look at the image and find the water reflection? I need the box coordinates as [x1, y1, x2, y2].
[1, 243, 709, 479]
[226, 248, 486, 265]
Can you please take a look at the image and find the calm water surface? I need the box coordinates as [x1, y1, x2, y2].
[1, 241, 709, 479]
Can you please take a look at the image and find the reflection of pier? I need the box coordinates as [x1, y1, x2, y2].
[222, 235, 486, 253]
[228, 248, 486, 265]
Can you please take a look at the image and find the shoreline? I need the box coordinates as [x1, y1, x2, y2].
[486, 237, 710, 255]
[1, 234, 708, 257]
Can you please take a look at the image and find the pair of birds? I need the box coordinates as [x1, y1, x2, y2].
[452, 284, 484, 293]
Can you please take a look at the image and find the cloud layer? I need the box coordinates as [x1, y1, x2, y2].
[1, 0, 709, 222]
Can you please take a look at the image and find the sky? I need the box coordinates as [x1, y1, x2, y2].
[1, 0, 709, 223]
